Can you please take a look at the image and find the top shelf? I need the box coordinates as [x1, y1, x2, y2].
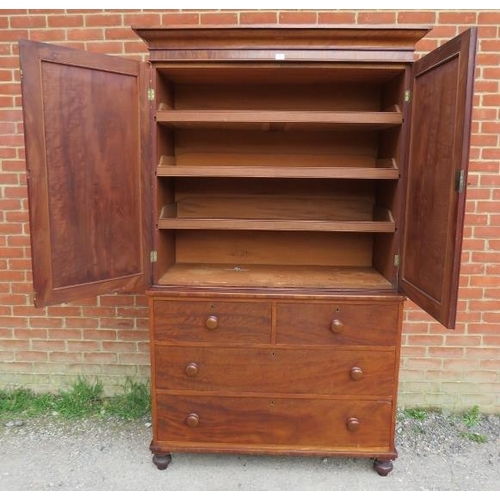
[155, 110, 403, 131]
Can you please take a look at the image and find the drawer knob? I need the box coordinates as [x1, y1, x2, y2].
[205, 315, 219, 330]
[346, 417, 360, 432]
[185, 363, 199, 377]
[330, 319, 344, 334]
[350, 367, 363, 381]
[186, 413, 200, 428]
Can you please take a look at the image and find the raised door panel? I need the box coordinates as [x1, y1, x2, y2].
[400, 29, 477, 328]
[19, 40, 151, 307]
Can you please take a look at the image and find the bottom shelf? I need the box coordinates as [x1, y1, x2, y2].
[157, 264, 393, 290]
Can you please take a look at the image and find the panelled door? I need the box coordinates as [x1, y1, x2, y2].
[400, 28, 477, 328]
[19, 40, 151, 307]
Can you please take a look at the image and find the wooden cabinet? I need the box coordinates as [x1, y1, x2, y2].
[19, 25, 477, 475]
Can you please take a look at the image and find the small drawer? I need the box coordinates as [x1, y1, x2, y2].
[154, 346, 396, 396]
[152, 299, 272, 343]
[155, 394, 393, 450]
[276, 300, 400, 346]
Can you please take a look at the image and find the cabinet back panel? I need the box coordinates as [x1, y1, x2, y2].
[174, 130, 378, 168]
[174, 178, 375, 221]
[173, 83, 381, 111]
[175, 230, 373, 267]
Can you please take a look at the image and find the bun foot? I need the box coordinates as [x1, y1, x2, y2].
[153, 453, 172, 470]
[373, 458, 393, 476]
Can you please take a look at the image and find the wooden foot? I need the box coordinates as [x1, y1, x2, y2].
[373, 458, 393, 476]
[152, 453, 172, 470]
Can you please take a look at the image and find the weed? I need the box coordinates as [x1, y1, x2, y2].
[460, 431, 487, 443]
[104, 378, 150, 420]
[461, 405, 481, 428]
[0, 377, 150, 421]
[53, 376, 104, 418]
[403, 408, 428, 421]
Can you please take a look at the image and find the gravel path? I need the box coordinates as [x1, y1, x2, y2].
[1, 410, 499, 490]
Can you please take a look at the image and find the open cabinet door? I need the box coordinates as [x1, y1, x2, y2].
[19, 40, 151, 307]
[399, 29, 477, 328]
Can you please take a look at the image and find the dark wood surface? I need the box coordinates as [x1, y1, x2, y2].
[154, 346, 396, 396]
[19, 40, 150, 307]
[155, 394, 394, 451]
[399, 29, 477, 328]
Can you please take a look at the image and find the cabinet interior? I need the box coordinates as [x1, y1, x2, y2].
[153, 63, 406, 290]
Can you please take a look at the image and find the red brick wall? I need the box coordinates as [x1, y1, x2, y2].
[1, 9, 499, 412]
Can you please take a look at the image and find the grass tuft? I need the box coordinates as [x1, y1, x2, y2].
[403, 408, 428, 421]
[0, 377, 150, 421]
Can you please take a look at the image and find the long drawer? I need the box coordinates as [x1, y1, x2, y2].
[154, 346, 396, 396]
[155, 394, 393, 450]
[152, 299, 272, 343]
[276, 301, 400, 345]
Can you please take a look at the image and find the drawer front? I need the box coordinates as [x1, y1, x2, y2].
[155, 346, 396, 396]
[276, 301, 400, 345]
[152, 300, 272, 343]
[156, 395, 393, 450]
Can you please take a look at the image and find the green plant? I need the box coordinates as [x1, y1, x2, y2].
[1, 377, 151, 421]
[461, 405, 481, 428]
[53, 376, 104, 418]
[460, 431, 487, 443]
[403, 408, 428, 421]
[104, 378, 150, 420]
[0, 388, 54, 416]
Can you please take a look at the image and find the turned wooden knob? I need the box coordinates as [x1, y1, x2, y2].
[330, 319, 344, 334]
[185, 363, 199, 377]
[346, 417, 360, 432]
[205, 315, 219, 330]
[186, 413, 200, 428]
[350, 366, 363, 381]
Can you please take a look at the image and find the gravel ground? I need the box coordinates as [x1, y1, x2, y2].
[1, 410, 499, 491]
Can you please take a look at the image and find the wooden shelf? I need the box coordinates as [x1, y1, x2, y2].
[156, 110, 403, 130]
[156, 164, 399, 180]
[157, 263, 393, 290]
[157, 208, 395, 233]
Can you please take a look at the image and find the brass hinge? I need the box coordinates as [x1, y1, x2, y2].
[150, 250, 157, 263]
[148, 88, 155, 101]
[456, 170, 466, 193]
[394, 254, 400, 267]
[404, 90, 411, 103]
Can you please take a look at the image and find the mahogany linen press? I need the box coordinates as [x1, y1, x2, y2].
[19, 25, 476, 475]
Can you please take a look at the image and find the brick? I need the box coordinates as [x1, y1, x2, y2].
[357, 11, 396, 24]
[118, 352, 150, 365]
[83, 352, 117, 363]
[15, 351, 48, 362]
[85, 14, 123, 27]
[438, 11, 477, 24]
[85, 41, 124, 54]
[29, 29, 66, 41]
[478, 11, 500, 24]
[67, 28, 104, 41]
[200, 12, 239, 25]
[10, 15, 47, 28]
[161, 12, 200, 25]
[318, 12, 356, 24]
[397, 11, 436, 24]
[104, 27, 137, 40]
[102, 341, 137, 352]
[48, 14, 84, 27]
[240, 11, 278, 24]
[278, 11, 317, 24]
[123, 13, 161, 25]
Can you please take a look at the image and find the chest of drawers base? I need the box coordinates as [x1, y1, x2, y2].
[148, 290, 404, 476]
